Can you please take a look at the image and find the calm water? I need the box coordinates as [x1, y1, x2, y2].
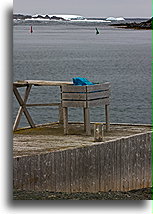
[13, 21, 151, 127]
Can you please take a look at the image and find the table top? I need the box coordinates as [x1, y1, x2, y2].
[13, 80, 73, 87]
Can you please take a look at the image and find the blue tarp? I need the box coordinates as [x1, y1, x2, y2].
[72, 77, 94, 86]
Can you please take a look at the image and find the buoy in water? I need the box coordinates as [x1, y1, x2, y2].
[95, 27, 99, 35]
[30, 26, 33, 33]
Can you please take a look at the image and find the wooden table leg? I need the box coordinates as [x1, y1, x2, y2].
[59, 86, 63, 124]
[63, 107, 68, 134]
[105, 104, 110, 131]
[84, 107, 91, 135]
[13, 85, 35, 131]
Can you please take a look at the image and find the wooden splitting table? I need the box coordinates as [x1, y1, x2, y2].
[13, 80, 72, 131]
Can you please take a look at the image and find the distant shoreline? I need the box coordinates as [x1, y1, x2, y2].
[111, 18, 152, 30]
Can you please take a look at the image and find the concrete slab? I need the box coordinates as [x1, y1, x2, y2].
[13, 122, 152, 157]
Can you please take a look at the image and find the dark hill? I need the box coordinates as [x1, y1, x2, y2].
[111, 17, 153, 29]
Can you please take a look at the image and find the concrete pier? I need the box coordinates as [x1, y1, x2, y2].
[13, 123, 152, 193]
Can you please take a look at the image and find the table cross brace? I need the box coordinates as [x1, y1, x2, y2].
[13, 85, 35, 131]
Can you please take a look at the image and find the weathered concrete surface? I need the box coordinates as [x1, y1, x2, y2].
[13, 122, 151, 157]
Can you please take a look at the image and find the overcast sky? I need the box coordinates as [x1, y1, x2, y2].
[13, 0, 151, 18]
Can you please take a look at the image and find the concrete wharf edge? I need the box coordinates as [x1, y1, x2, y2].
[13, 123, 152, 193]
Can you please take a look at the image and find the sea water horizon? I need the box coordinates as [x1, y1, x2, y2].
[13, 19, 151, 128]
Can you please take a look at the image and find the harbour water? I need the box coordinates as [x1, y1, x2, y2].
[13, 20, 151, 127]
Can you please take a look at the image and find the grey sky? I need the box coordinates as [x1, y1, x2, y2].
[13, 0, 151, 18]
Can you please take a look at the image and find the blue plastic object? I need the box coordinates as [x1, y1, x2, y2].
[72, 77, 94, 86]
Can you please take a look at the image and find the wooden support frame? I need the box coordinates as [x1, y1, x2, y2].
[61, 83, 111, 135]
[63, 107, 68, 134]
[105, 104, 110, 131]
[13, 80, 72, 131]
[13, 84, 35, 131]
[84, 107, 91, 135]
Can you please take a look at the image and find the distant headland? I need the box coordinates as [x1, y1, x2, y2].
[13, 14, 86, 21]
[111, 17, 153, 30]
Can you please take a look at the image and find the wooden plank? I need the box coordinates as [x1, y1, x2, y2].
[105, 104, 110, 131]
[32, 155, 40, 191]
[125, 137, 130, 191]
[84, 108, 91, 135]
[65, 149, 71, 192]
[110, 142, 116, 191]
[54, 151, 62, 192]
[139, 134, 146, 189]
[74, 149, 80, 192]
[54, 151, 60, 192]
[87, 90, 110, 100]
[62, 93, 86, 100]
[135, 135, 141, 190]
[24, 80, 72, 86]
[16, 157, 23, 189]
[62, 83, 110, 93]
[81, 147, 90, 192]
[59, 151, 65, 192]
[62, 85, 86, 93]
[13, 82, 29, 87]
[147, 133, 152, 187]
[63, 107, 68, 134]
[26, 103, 60, 107]
[86, 147, 93, 192]
[58, 104, 63, 124]
[140, 134, 145, 188]
[104, 142, 110, 192]
[88, 146, 98, 192]
[23, 156, 31, 190]
[131, 136, 136, 190]
[120, 138, 125, 191]
[112, 141, 117, 191]
[44, 153, 52, 191]
[143, 134, 147, 188]
[116, 140, 121, 191]
[13, 158, 17, 188]
[87, 82, 110, 92]
[50, 152, 56, 192]
[133, 136, 138, 190]
[70, 149, 76, 192]
[99, 143, 106, 192]
[87, 146, 95, 192]
[62, 100, 86, 108]
[39, 154, 48, 191]
[128, 136, 134, 190]
[62, 90, 110, 100]
[19, 157, 25, 190]
[87, 98, 110, 107]
[110, 141, 116, 191]
[107, 142, 114, 191]
[128, 136, 133, 190]
[145, 133, 152, 187]
[60, 150, 67, 192]
[29, 155, 36, 190]
[95, 145, 100, 192]
[83, 108, 86, 131]
[111, 141, 117, 191]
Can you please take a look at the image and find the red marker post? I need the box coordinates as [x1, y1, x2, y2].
[30, 26, 33, 33]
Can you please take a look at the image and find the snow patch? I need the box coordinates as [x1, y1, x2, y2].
[106, 17, 125, 21]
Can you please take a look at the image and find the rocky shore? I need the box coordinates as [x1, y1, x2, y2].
[13, 14, 66, 21]
[13, 188, 152, 200]
[112, 17, 153, 29]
